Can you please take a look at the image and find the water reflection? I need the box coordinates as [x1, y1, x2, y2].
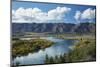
[13, 37, 75, 65]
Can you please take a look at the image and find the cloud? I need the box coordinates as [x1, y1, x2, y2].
[74, 8, 96, 22]
[81, 8, 95, 20]
[12, 7, 71, 23]
[74, 11, 81, 22]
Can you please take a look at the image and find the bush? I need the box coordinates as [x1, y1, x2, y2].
[45, 39, 96, 63]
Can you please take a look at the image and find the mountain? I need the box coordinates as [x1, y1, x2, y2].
[12, 23, 95, 35]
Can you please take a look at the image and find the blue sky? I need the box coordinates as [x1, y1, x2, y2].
[12, 1, 96, 23]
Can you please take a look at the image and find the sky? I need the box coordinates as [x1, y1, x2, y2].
[12, 1, 96, 23]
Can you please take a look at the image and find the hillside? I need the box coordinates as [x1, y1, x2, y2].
[12, 23, 95, 35]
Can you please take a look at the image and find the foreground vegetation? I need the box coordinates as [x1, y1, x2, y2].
[45, 38, 96, 64]
[12, 33, 96, 66]
[12, 38, 54, 58]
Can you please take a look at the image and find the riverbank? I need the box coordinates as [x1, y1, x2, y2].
[12, 37, 76, 66]
[12, 39, 54, 58]
[45, 38, 96, 64]
[56, 34, 95, 40]
[12, 34, 95, 58]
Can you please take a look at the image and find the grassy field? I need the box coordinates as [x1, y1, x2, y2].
[12, 38, 54, 58]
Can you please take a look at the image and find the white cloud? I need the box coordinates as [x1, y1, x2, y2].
[74, 8, 95, 22]
[81, 8, 95, 20]
[12, 7, 71, 23]
[74, 11, 81, 22]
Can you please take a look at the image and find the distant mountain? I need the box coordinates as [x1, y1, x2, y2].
[12, 23, 95, 35]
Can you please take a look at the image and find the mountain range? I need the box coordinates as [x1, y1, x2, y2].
[12, 23, 95, 35]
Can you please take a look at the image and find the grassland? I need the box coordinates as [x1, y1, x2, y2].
[12, 38, 54, 58]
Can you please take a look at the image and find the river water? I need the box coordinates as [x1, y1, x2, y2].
[12, 37, 76, 65]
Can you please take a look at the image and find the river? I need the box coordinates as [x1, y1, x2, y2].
[12, 37, 77, 65]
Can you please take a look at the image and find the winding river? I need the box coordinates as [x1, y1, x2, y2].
[12, 37, 77, 65]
